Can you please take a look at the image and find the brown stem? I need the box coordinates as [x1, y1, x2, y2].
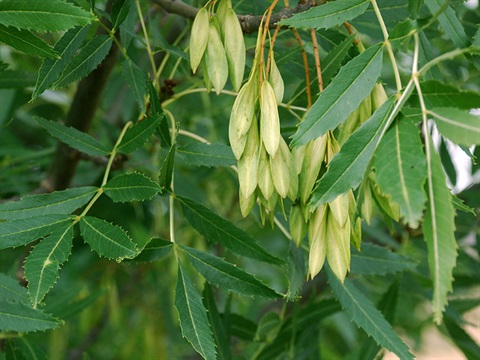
[152, 0, 313, 34]
[310, 29, 324, 93]
[291, 28, 312, 108]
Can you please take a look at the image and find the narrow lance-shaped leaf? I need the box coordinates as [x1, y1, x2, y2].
[425, 0, 469, 48]
[429, 108, 480, 146]
[121, 59, 147, 113]
[0, 300, 62, 333]
[410, 81, 480, 109]
[291, 43, 383, 147]
[111, 0, 132, 30]
[80, 216, 139, 261]
[375, 120, 427, 228]
[54, 35, 113, 88]
[327, 268, 414, 360]
[0, 186, 98, 220]
[280, 0, 369, 30]
[322, 34, 355, 85]
[103, 173, 160, 202]
[177, 196, 284, 265]
[180, 245, 282, 299]
[148, 80, 172, 148]
[310, 97, 395, 207]
[32, 25, 90, 100]
[159, 142, 176, 192]
[177, 143, 236, 168]
[24, 224, 74, 307]
[0, 25, 57, 59]
[0, 0, 94, 31]
[422, 131, 457, 324]
[0, 274, 28, 303]
[118, 113, 165, 154]
[37, 117, 110, 157]
[127, 238, 172, 263]
[175, 262, 217, 360]
[350, 243, 417, 276]
[0, 215, 73, 250]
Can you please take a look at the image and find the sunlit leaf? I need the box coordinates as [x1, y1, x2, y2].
[292, 43, 383, 147]
[422, 132, 457, 324]
[375, 119, 427, 227]
[0, 187, 97, 220]
[103, 173, 160, 202]
[175, 262, 216, 360]
[429, 107, 480, 146]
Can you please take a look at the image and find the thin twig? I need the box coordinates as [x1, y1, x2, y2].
[291, 28, 312, 108]
[310, 29, 324, 93]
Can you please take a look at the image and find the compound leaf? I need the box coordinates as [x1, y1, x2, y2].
[175, 262, 216, 360]
[292, 43, 383, 147]
[177, 196, 284, 266]
[180, 245, 282, 299]
[103, 173, 160, 202]
[80, 216, 139, 261]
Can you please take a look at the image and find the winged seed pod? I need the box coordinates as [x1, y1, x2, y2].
[328, 191, 350, 228]
[299, 135, 327, 204]
[270, 138, 292, 198]
[237, 117, 260, 198]
[326, 215, 351, 282]
[371, 82, 388, 109]
[239, 190, 256, 217]
[290, 204, 307, 247]
[308, 206, 328, 279]
[269, 51, 284, 103]
[215, 0, 232, 33]
[205, 20, 228, 95]
[224, 8, 245, 92]
[189, 8, 209, 74]
[260, 81, 280, 157]
[257, 144, 275, 200]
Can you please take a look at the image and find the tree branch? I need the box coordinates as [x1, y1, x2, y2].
[152, 0, 314, 34]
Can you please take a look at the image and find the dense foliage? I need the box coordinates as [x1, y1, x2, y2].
[0, 0, 479, 359]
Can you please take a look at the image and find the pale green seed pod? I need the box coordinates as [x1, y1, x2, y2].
[260, 81, 281, 157]
[269, 50, 284, 104]
[239, 189, 256, 217]
[361, 180, 374, 225]
[237, 118, 260, 198]
[371, 83, 388, 110]
[257, 144, 275, 200]
[326, 215, 351, 283]
[259, 191, 277, 213]
[372, 183, 400, 221]
[190, 8, 209, 74]
[299, 135, 327, 204]
[224, 8, 246, 92]
[351, 216, 362, 251]
[216, 0, 232, 33]
[292, 144, 307, 175]
[290, 204, 307, 247]
[270, 139, 291, 198]
[205, 20, 228, 95]
[337, 107, 360, 145]
[288, 152, 299, 201]
[357, 94, 372, 125]
[329, 191, 350, 228]
[201, 58, 212, 93]
[229, 81, 256, 160]
[308, 206, 328, 279]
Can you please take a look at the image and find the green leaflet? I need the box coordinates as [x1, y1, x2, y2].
[375, 120, 427, 228]
[103, 173, 160, 202]
[202, 284, 231, 360]
[0, 70, 36, 88]
[36, 117, 110, 157]
[0, 186, 97, 220]
[54, 35, 113, 88]
[350, 243, 417, 275]
[0, 215, 73, 250]
[322, 34, 355, 85]
[148, 80, 172, 148]
[429, 107, 480, 146]
[389, 20, 415, 50]
[111, 0, 132, 30]
[180, 245, 282, 299]
[159, 142, 176, 192]
[175, 262, 217, 360]
[177, 196, 284, 265]
[121, 59, 147, 113]
[177, 143, 236, 168]
[80, 216, 139, 261]
[280, 0, 369, 30]
[0, 25, 57, 58]
[410, 81, 480, 109]
[310, 97, 395, 207]
[0, 273, 28, 303]
[425, 0, 469, 48]
[0, 0, 93, 31]
[327, 269, 414, 360]
[128, 238, 172, 263]
[32, 25, 89, 100]
[118, 113, 165, 154]
[291, 43, 383, 147]
[422, 132, 457, 324]
[0, 300, 62, 332]
[24, 224, 74, 307]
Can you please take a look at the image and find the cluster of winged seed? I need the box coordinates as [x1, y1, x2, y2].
[189, 0, 245, 93]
